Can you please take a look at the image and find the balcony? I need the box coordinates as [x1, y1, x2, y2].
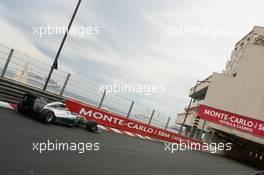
[189, 76, 212, 97]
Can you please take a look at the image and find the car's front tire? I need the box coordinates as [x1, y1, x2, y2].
[86, 121, 97, 132]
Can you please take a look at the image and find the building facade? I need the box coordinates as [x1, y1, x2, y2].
[176, 26, 264, 159]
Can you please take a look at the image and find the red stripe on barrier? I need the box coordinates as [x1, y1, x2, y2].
[10, 104, 17, 110]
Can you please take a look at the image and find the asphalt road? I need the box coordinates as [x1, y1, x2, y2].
[0, 107, 258, 175]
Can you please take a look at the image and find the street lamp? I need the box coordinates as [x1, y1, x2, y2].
[178, 79, 211, 136]
[43, 0, 82, 91]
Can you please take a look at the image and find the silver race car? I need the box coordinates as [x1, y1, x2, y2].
[17, 92, 98, 132]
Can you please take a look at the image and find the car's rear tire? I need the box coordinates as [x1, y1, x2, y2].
[41, 109, 55, 124]
[86, 121, 97, 132]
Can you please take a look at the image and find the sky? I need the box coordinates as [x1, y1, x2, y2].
[0, 0, 263, 117]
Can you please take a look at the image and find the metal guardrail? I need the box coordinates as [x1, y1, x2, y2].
[0, 44, 173, 131]
[0, 77, 65, 104]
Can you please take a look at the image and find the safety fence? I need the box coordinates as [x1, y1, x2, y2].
[0, 44, 176, 132]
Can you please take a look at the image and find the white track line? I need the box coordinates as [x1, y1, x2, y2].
[0, 101, 13, 109]
[110, 128, 123, 134]
[97, 125, 109, 131]
[123, 131, 136, 137]
[135, 134, 146, 139]
[144, 136, 152, 140]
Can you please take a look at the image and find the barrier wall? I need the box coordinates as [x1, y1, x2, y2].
[66, 99, 200, 145]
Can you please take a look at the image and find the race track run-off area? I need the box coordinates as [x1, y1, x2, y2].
[0, 105, 258, 175]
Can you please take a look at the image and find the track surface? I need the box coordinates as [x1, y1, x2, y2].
[0, 107, 257, 175]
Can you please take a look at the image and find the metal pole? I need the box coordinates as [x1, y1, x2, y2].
[60, 73, 71, 96]
[43, 68, 53, 90]
[98, 89, 106, 108]
[179, 80, 199, 135]
[1, 49, 14, 78]
[208, 130, 215, 143]
[43, 0, 82, 91]
[164, 117, 171, 130]
[189, 115, 199, 138]
[126, 101, 134, 118]
[148, 110, 155, 125]
[198, 120, 206, 141]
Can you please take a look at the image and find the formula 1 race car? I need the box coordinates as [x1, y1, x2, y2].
[17, 92, 98, 132]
